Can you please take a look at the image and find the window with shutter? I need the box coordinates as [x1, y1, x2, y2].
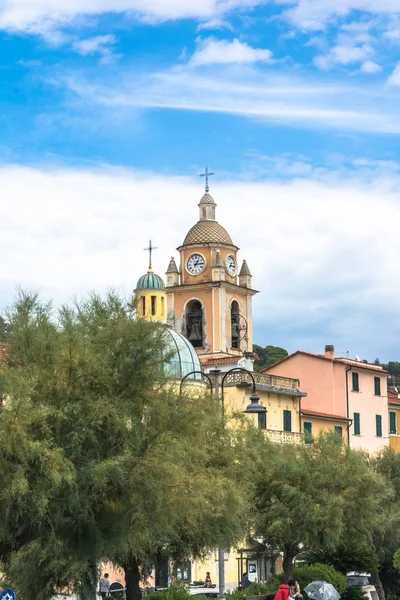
[283, 410, 292, 432]
[304, 422, 312, 444]
[258, 412, 266, 430]
[374, 377, 381, 396]
[390, 412, 397, 435]
[354, 412, 360, 435]
[352, 372, 359, 392]
[335, 426, 343, 437]
[376, 415, 382, 437]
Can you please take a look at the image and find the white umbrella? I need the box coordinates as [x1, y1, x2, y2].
[304, 581, 341, 600]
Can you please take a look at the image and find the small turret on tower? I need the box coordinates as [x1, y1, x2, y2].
[166, 256, 180, 287]
[211, 249, 225, 282]
[239, 260, 252, 288]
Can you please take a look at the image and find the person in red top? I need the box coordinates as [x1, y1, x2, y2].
[274, 583, 290, 600]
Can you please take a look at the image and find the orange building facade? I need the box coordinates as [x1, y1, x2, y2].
[165, 191, 257, 360]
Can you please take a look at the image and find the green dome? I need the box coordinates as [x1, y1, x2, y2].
[163, 327, 202, 381]
[136, 271, 165, 290]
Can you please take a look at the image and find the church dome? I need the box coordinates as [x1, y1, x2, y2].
[183, 220, 233, 246]
[136, 271, 165, 290]
[162, 327, 202, 381]
[198, 193, 216, 205]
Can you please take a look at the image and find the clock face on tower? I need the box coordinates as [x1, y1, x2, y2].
[187, 253, 205, 275]
[226, 255, 236, 276]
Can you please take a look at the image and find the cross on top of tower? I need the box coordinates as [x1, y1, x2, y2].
[199, 166, 214, 193]
[144, 240, 158, 270]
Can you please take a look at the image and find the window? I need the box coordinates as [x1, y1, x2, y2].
[283, 410, 292, 432]
[186, 300, 203, 348]
[354, 412, 361, 435]
[231, 301, 240, 349]
[390, 411, 397, 435]
[376, 415, 382, 437]
[151, 295, 156, 316]
[304, 422, 312, 444]
[335, 426, 343, 437]
[374, 377, 381, 396]
[258, 412, 267, 430]
[352, 372, 359, 392]
[161, 296, 165, 318]
[141, 296, 146, 316]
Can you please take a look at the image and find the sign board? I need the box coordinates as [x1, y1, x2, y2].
[0, 589, 16, 600]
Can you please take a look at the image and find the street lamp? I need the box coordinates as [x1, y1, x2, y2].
[180, 366, 266, 600]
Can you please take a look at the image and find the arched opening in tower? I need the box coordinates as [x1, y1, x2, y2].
[186, 300, 203, 348]
[231, 301, 240, 349]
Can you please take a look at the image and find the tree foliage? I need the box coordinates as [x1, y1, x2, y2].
[250, 434, 389, 581]
[0, 291, 250, 600]
[253, 345, 288, 371]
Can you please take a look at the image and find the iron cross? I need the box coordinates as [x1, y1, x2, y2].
[199, 166, 214, 193]
[144, 240, 158, 268]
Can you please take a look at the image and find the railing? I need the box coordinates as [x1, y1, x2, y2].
[222, 370, 299, 391]
[266, 430, 303, 444]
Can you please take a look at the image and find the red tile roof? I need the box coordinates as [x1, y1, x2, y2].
[388, 390, 400, 406]
[301, 409, 351, 421]
[201, 356, 241, 366]
[262, 350, 389, 374]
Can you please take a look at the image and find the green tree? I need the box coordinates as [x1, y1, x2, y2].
[0, 291, 249, 600]
[253, 345, 288, 371]
[0, 316, 8, 341]
[250, 434, 388, 582]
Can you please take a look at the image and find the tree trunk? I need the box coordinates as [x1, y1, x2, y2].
[123, 555, 142, 600]
[80, 562, 98, 600]
[282, 550, 295, 583]
[371, 572, 385, 600]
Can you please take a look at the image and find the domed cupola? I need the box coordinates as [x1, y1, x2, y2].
[135, 240, 167, 322]
[136, 269, 165, 290]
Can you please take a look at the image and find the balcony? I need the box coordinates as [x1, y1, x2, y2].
[266, 430, 304, 444]
[222, 370, 300, 394]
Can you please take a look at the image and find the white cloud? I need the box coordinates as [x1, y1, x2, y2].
[282, 0, 400, 31]
[314, 42, 374, 69]
[189, 38, 273, 66]
[72, 34, 116, 57]
[1, 161, 400, 360]
[360, 60, 381, 72]
[387, 62, 400, 85]
[59, 65, 400, 134]
[0, 0, 265, 35]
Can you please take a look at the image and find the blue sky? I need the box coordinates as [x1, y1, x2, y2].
[1, 0, 400, 362]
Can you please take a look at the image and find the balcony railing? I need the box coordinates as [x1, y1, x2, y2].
[222, 370, 299, 392]
[266, 430, 303, 444]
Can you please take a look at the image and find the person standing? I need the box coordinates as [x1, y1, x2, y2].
[205, 572, 212, 588]
[99, 573, 111, 599]
[241, 573, 251, 589]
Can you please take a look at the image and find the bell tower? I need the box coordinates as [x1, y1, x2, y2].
[165, 171, 258, 363]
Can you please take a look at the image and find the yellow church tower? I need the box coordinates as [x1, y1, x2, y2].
[165, 169, 258, 364]
[135, 241, 166, 322]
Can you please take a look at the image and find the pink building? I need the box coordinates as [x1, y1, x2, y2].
[262, 345, 389, 453]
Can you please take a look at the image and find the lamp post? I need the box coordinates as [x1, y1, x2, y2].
[180, 366, 266, 600]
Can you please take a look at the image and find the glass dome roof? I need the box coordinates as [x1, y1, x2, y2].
[162, 327, 202, 381]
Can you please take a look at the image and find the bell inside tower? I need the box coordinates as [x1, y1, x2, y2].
[186, 300, 203, 348]
[231, 301, 240, 349]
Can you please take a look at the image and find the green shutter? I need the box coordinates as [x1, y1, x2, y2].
[376, 415, 382, 437]
[258, 412, 267, 430]
[335, 426, 343, 437]
[374, 377, 381, 396]
[304, 422, 312, 444]
[352, 372, 359, 392]
[390, 412, 397, 435]
[283, 410, 292, 432]
[354, 412, 360, 435]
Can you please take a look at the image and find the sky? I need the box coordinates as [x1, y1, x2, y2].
[1, 0, 400, 362]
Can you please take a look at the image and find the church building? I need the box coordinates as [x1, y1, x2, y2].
[165, 179, 256, 372]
